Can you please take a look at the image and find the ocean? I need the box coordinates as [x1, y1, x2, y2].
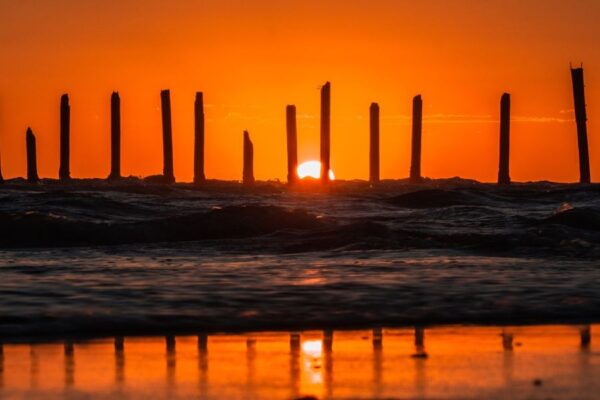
[0, 178, 598, 342]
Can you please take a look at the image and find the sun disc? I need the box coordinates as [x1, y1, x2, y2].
[297, 160, 335, 180]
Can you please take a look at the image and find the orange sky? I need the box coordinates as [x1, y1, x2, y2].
[0, 0, 598, 182]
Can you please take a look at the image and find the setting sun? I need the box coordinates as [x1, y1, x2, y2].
[297, 161, 335, 180]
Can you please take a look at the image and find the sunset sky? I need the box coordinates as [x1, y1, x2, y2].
[0, 0, 598, 182]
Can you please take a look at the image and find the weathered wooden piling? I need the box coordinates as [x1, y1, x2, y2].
[108, 92, 121, 180]
[370, 102, 380, 184]
[160, 90, 175, 183]
[320, 82, 331, 183]
[243, 130, 254, 185]
[26, 128, 39, 183]
[498, 93, 511, 184]
[59, 94, 70, 180]
[570, 67, 591, 183]
[194, 92, 206, 184]
[286, 105, 298, 184]
[409, 95, 423, 183]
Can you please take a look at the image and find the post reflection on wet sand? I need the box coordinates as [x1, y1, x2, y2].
[0, 325, 597, 399]
[114, 336, 125, 386]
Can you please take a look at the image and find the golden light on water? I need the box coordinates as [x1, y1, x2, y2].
[0, 326, 597, 399]
[297, 161, 335, 180]
[301, 339, 323, 357]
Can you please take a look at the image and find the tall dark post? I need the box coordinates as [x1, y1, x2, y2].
[59, 94, 70, 180]
[320, 82, 331, 183]
[243, 130, 254, 185]
[160, 89, 175, 183]
[194, 92, 206, 184]
[498, 93, 511, 184]
[409, 95, 423, 183]
[108, 92, 121, 180]
[286, 105, 298, 184]
[0, 154, 3, 183]
[370, 102, 380, 184]
[26, 128, 39, 183]
[570, 67, 591, 183]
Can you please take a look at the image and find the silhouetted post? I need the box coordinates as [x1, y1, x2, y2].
[410, 95, 423, 183]
[243, 130, 254, 185]
[570, 67, 591, 183]
[498, 93, 511, 184]
[59, 94, 70, 180]
[370, 102, 380, 184]
[194, 92, 205, 184]
[26, 128, 39, 183]
[286, 105, 298, 184]
[108, 92, 121, 180]
[320, 82, 331, 183]
[160, 90, 175, 183]
[0, 154, 3, 183]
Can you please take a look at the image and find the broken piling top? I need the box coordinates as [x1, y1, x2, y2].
[409, 95, 423, 183]
[194, 92, 206, 184]
[320, 81, 331, 184]
[108, 91, 121, 180]
[498, 93, 511, 185]
[243, 130, 254, 185]
[286, 104, 298, 184]
[160, 89, 175, 183]
[26, 127, 39, 183]
[570, 66, 591, 183]
[59, 93, 70, 180]
[369, 102, 380, 184]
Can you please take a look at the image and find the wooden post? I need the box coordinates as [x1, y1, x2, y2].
[59, 94, 70, 180]
[194, 92, 206, 184]
[243, 130, 254, 185]
[498, 93, 511, 184]
[108, 92, 121, 180]
[370, 102, 380, 183]
[570, 67, 591, 183]
[0, 153, 4, 183]
[160, 89, 175, 183]
[409, 95, 423, 183]
[320, 82, 331, 183]
[286, 105, 298, 184]
[26, 128, 39, 183]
